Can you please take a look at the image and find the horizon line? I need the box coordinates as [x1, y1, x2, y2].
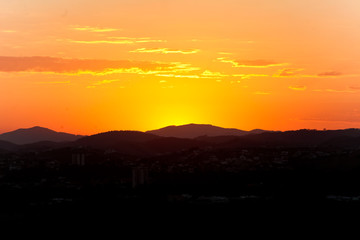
[1, 123, 359, 136]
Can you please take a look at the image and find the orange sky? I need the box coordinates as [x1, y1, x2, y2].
[1, 0, 360, 134]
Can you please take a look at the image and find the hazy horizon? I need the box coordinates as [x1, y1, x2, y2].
[1, 123, 359, 136]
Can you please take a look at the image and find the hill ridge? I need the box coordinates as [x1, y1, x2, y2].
[0, 126, 84, 145]
[146, 123, 267, 138]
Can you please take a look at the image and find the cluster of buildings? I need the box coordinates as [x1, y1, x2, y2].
[0, 146, 359, 193]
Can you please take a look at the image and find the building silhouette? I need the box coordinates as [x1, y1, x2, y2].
[72, 153, 85, 166]
[132, 167, 149, 188]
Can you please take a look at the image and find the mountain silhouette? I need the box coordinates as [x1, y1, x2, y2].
[142, 137, 206, 154]
[77, 130, 160, 144]
[75, 131, 161, 156]
[146, 123, 267, 138]
[2, 125, 360, 154]
[0, 140, 18, 152]
[19, 141, 69, 152]
[221, 128, 360, 148]
[0, 126, 84, 145]
[75, 131, 208, 156]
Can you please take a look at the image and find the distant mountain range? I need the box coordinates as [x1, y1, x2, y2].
[0, 126, 84, 145]
[74, 131, 204, 156]
[0, 140, 18, 152]
[216, 128, 360, 148]
[1, 125, 360, 154]
[72, 127, 360, 155]
[146, 124, 268, 138]
[0, 124, 266, 145]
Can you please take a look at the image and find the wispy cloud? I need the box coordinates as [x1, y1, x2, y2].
[232, 74, 268, 79]
[274, 68, 304, 77]
[313, 89, 358, 93]
[218, 52, 233, 55]
[317, 71, 342, 77]
[201, 70, 228, 77]
[350, 86, 360, 90]
[156, 71, 268, 80]
[68, 40, 135, 44]
[188, 39, 203, 42]
[34, 81, 71, 84]
[166, 63, 200, 73]
[130, 48, 199, 54]
[87, 79, 123, 88]
[108, 37, 165, 42]
[254, 91, 271, 95]
[156, 74, 202, 79]
[218, 57, 288, 68]
[289, 85, 306, 91]
[64, 37, 166, 45]
[156, 70, 230, 79]
[275, 69, 352, 78]
[0, 56, 198, 76]
[70, 25, 121, 32]
[1, 30, 17, 33]
[92, 79, 120, 85]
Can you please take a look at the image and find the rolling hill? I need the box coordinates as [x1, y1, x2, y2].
[0, 126, 84, 145]
[75, 130, 206, 156]
[147, 124, 267, 138]
[0, 140, 18, 152]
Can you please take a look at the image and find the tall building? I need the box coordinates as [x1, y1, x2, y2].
[72, 153, 85, 166]
[132, 167, 149, 188]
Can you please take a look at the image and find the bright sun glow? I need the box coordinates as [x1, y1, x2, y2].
[148, 106, 205, 130]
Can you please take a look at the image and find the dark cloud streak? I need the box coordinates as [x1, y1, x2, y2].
[317, 71, 342, 77]
[0, 56, 174, 74]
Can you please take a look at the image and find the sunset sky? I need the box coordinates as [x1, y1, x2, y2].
[1, 0, 360, 134]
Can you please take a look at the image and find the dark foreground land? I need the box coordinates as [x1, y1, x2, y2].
[2, 144, 360, 230]
[2, 128, 360, 230]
